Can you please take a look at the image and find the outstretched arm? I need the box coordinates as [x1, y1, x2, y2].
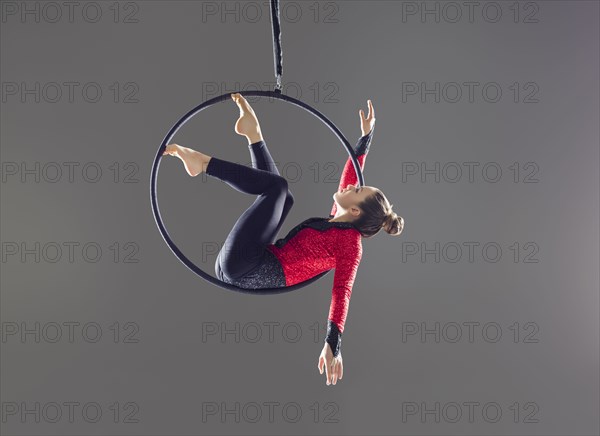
[329, 100, 376, 217]
[325, 232, 363, 357]
[317, 232, 363, 386]
[328, 130, 374, 217]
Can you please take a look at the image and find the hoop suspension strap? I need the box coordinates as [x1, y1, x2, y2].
[270, 0, 283, 91]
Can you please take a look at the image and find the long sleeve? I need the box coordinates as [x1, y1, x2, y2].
[325, 231, 363, 357]
[329, 128, 375, 218]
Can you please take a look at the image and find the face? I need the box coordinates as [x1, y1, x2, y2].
[332, 184, 378, 218]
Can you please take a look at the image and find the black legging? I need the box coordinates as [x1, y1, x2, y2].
[205, 141, 294, 280]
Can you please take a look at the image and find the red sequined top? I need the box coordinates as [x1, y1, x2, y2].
[266, 130, 373, 348]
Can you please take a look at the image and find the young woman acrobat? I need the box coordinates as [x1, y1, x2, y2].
[163, 93, 403, 386]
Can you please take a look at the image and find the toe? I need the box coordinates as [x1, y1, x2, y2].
[163, 144, 178, 156]
[237, 94, 250, 107]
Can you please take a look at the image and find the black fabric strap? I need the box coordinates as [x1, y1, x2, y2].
[355, 127, 375, 156]
[325, 319, 342, 357]
[270, 0, 283, 88]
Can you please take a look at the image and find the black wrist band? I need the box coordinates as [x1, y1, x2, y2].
[354, 128, 374, 156]
[325, 319, 342, 357]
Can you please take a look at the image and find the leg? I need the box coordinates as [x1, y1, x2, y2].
[163, 93, 295, 281]
[232, 92, 279, 174]
[164, 141, 294, 237]
[162, 145, 289, 278]
[247, 140, 295, 236]
[232, 93, 295, 236]
[205, 156, 290, 279]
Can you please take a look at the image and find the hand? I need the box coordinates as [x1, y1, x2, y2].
[359, 99, 376, 136]
[317, 342, 343, 385]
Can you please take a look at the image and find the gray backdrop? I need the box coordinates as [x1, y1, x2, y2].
[1, 1, 598, 435]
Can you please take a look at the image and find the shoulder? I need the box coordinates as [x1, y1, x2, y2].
[335, 228, 363, 258]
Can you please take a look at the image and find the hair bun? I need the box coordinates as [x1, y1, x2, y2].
[383, 211, 403, 236]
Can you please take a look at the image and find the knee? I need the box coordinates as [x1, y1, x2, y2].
[270, 175, 289, 196]
[215, 252, 223, 280]
[274, 177, 294, 209]
[285, 190, 294, 207]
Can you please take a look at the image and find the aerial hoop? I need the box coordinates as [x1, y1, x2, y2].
[150, 89, 365, 294]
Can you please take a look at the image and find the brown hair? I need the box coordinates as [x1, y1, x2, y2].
[352, 189, 404, 238]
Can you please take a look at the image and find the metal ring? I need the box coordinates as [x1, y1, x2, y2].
[150, 90, 365, 294]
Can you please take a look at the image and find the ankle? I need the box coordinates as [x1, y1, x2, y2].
[246, 132, 264, 145]
[202, 155, 212, 173]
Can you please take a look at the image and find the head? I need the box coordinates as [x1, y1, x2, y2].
[332, 184, 404, 238]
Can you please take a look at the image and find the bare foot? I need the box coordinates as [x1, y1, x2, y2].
[231, 93, 263, 143]
[163, 144, 209, 177]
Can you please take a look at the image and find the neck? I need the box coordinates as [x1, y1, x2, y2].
[328, 214, 353, 223]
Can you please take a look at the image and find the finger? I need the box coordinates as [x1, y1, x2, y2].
[324, 360, 331, 385]
[318, 356, 324, 374]
[359, 109, 364, 120]
[339, 362, 344, 379]
[368, 100, 375, 119]
[330, 360, 337, 384]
